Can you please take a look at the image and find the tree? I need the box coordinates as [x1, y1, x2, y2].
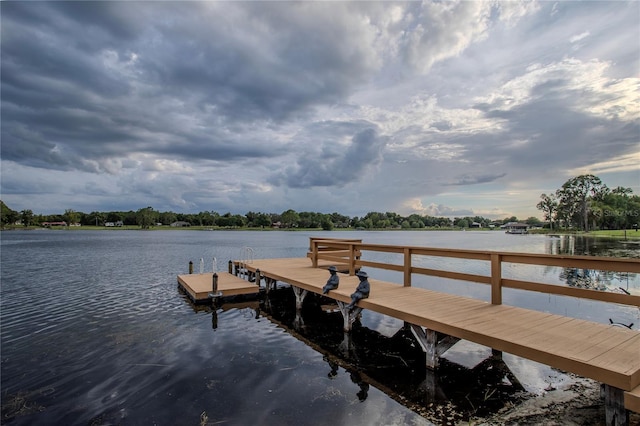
[245, 212, 271, 228]
[1, 201, 19, 227]
[525, 216, 543, 227]
[106, 211, 124, 223]
[64, 209, 79, 226]
[602, 186, 635, 230]
[280, 209, 300, 228]
[136, 207, 157, 229]
[321, 218, 334, 231]
[556, 174, 605, 231]
[159, 211, 177, 226]
[87, 211, 105, 226]
[20, 209, 34, 227]
[536, 193, 558, 230]
[455, 218, 469, 228]
[502, 216, 518, 224]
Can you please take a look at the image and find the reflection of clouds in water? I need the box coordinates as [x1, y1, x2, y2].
[439, 339, 582, 396]
[359, 312, 404, 338]
[501, 354, 574, 396]
[203, 308, 432, 425]
[441, 340, 492, 370]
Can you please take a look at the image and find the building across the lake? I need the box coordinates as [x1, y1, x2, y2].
[500, 222, 529, 234]
[170, 221, 191, 227]
[42, 221, 67, 227]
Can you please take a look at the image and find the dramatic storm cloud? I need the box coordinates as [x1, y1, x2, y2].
[1, 1, 638, 218]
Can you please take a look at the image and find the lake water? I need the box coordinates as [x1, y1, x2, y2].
[1, 230, 638, 425]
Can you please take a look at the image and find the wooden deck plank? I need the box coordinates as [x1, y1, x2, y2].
[454, 307, 556, 337]
[515, 321, 635, 364]
[588, 335, 640, 380]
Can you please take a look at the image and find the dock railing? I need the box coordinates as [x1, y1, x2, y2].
[309, 238, 640, 307]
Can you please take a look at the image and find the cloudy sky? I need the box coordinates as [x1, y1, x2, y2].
[2, 1, 638, 219]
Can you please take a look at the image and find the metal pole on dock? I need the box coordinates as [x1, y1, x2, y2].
[212, 272, 218, 293]
[228, 260, 233, 274]
[189, 261, 193, 274]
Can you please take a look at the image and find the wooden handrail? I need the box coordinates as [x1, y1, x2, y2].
[309, 238, 640, 307]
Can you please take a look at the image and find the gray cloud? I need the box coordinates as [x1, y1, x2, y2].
[269, 124, 387, 188]
[448, 173, 507, 186]
[1, 1, 638, 219]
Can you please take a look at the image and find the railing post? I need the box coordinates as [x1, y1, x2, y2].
[491, 253, 502, 305]
[312, 240, 318, 268]
[349, 244, 355, 275]
[404, 248, 412, 287]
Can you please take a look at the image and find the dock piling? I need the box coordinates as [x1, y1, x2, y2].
[337, 301, 362, 332]
[189, 261, 193, 274]
[292, 286, 308, 310]
[604, 385, 629, 426]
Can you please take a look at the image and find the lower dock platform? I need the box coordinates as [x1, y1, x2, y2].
[177, 272, 260, 302]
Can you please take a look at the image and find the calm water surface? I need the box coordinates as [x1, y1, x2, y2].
[1, 230, 638, 425]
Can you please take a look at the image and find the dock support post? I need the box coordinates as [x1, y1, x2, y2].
[336, 301, 362, 332]
[228, 260, 233, 274]
[263, 277, 276, 293]
[604, 384, 629, 426]
[292, 286, 308, 310]
[339, 332, 355, 358]
[208, 272, 222, 300]
[211, 309, 218, 330]
[411, 325, 438, 368]
[293, 309, 305, 331]
[189, 261, 193, 274]
[420, 369, 437, 403]
[255, 269, 261, 288]
[409, 324, 460, 369]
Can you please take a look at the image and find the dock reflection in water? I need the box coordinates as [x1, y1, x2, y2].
[202, 288, 530, 425]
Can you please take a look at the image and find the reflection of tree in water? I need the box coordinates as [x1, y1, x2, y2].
[561, 268, 606, 291]
[546, 234, 640, 257]
[560, 268, 634, 294]
[546, 236, 637, 293]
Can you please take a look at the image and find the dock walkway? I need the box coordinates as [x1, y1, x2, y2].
[237, 256, 640, 424]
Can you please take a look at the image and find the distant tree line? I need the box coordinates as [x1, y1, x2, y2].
[0, 201, 543, 231]
[4, 174, 633, 231]
[536, 174, 639, 231]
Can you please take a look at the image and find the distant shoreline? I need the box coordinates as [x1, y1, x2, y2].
[2, 225, 639, 240]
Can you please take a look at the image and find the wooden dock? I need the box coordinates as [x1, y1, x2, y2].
[177, 272, 260, 302]
[227, 238, 640, 425]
